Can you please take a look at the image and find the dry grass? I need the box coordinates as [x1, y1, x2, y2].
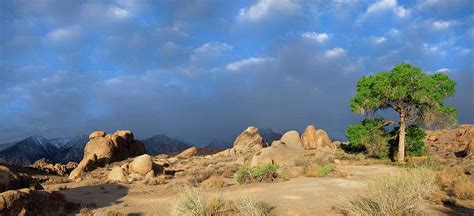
[173, 187, 272, 216]
[342, 168, 436, 215]
[305, 165, 334, 177]
[201, 176, 226, 189]
[452, 178, 474, 200]
[436, 166, 474, 200]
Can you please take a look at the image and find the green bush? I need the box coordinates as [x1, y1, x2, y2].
[346, 118, 390, 158]
[314, 165, 333, 177]
[235, 163, 279, 184]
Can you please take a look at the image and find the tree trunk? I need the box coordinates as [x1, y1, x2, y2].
[397, 116, 406, 163]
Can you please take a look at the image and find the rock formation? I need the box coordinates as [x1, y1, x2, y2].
[31, 158, 77, 176]
[424, 124, 474, 158]
[0, 188, 77, 215]
[0, 165, 40, 192]
[216, 127, 265, 157]
[176, 147, 198, 158]
[300, 125, 335, 150]
[280, 130, 303, 149]
[251, 140, 303, 167]
[69, 130, 146, 180]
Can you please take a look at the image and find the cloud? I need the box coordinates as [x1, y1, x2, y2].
[372, 36, 387, 44]
[301, 32, 329, 43]
[362, 0, 409, 19]
[432, 20, 458, 30]
[238, 0, 301, 22]
[435, 68, 451, 73]
[325, 48, 346, 58]
[45, 25, 82, 43]
[226, 57, 273, 71]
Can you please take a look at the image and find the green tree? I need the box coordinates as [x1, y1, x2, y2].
[350, 63, 457, 162]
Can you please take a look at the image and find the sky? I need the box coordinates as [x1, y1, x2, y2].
[0, 0, 473, 145]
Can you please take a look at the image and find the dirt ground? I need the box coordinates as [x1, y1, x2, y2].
[52, 164, 401, 215]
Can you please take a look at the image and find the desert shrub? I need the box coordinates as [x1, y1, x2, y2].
[173, 187, 231, 216]
[342, 168, 436, 215]
[306, 165, 334, 177]
[173, 187, 272, 216]
[187, 167, 213, 186]
[346, 118, 390, 158]
[235, 196, 272, 216]
[235, 163, 279, 184]
[201, 176, 226, 189]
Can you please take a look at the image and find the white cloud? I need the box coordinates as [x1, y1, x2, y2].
[46, 26, 81, 42]
[325, 48, 346, 58]
[109, 6, 129, 18]
[193, 42, 233, 55]
[363, 0, 409, 19]
[386, 28, 400, 38]
[226, 57, 273, 71]
[301, 32, 329, 43]
[372, 36, 387, 44]
[238, 0, 301, 22]
[435, 68, 451, 73]
[432, 20, 457, 30]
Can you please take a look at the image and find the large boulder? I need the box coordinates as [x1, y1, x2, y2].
[233, 127, 265, 151]
[251, 141, 303, 167]
[89, 130, 106, 139]
[300, 125, 335, 150]
[280, 130, 303, 149]
[107, 166, 127, 183]
[215, 127, 265, 157]
[129, 154, 153, 175]
[69, 130, 146, 180]
[424, 124, 474, 158]
[176, 147, 198, 159]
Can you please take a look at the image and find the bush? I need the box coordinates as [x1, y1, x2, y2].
[235, 163, 279, 184]
[305, 165, 334, 177]
[173, 187, 230, 216]
[346, 118, 390, 158]
[342, 168, 436, 215]
[235, 196, 272, 216]
[173, 187, 272, 216]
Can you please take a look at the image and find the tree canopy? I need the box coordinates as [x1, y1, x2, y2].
[349, 63, 457, 161]
[350, 63, 457, 128]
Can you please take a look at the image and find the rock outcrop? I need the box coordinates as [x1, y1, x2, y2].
[176, 147, 198, 158]
[0, 165, 40, 193]
[216, 127, 265, 157]
[31, 158, 77, 176]
[251, 140, 303, 167]
[69, 130, 146, 180]
[424, 125, 474, 159]
[0, 188, 77, 215]
[280, 130, 303, 149]
[300, 125, 335, 150]
[107, 155, 163, 184]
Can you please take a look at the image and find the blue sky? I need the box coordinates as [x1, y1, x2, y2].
[0, 0, 473, 145]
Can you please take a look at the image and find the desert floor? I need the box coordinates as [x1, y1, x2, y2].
[49, 164, 403, 215]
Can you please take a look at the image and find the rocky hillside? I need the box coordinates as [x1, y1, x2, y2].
[0, 133, 194, 165]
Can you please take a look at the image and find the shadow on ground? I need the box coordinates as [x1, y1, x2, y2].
[59, 183, 129, 210]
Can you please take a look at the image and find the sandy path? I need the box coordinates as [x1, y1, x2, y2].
[59, 164, 398, 215]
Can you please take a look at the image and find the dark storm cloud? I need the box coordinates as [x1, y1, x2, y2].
[0, 0, 472, 145]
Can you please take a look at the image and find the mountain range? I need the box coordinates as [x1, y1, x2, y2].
[0, 128, 282, 166]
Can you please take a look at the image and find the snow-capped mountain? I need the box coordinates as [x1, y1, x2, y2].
[141, 134, 192, 155]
